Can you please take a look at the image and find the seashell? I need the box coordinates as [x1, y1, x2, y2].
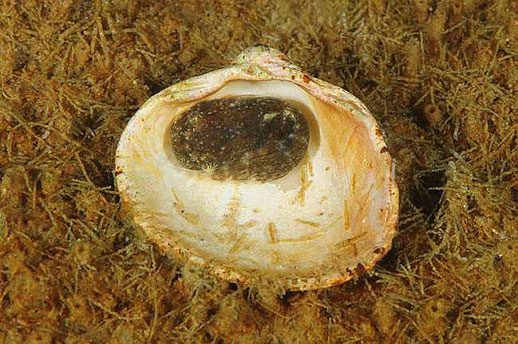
[115, 47, 399, 290]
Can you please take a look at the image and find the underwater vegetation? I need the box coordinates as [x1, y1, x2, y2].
[0, 0, 516, 343]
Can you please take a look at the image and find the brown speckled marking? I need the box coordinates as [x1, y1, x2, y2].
[343, 231, 368, 245]
[380, 146, 388, 154]
[270, 249, 281, 264]
[351, 173, 357, 189]
[171, 189, 200, 225]
[352, 243, 358, 257]
[242, 220, 258, 228]
[296, 219, 320, 227]
[355, 263, 366, 274]
[307, 159, 314, 176]
[336, 231, 369, 257]
[343, 199, 351, 230]
[229, 233, 249, 254]
[267, 222, 278, 244]
[267, 222, 324, 244]
[374, 247, 385, 255]
[303, 75, 311, 83]
[222, 190, 241, 242]
[296, 158, 313, 204]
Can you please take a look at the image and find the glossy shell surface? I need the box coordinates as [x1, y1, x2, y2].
[115, 47, 399, 290]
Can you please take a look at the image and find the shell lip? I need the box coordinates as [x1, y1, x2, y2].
[115, 46, 400, 291]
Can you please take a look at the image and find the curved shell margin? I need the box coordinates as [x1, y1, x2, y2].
[115, 47, 399, 290]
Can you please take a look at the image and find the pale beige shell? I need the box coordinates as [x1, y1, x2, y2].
[115, 47, 399, 290]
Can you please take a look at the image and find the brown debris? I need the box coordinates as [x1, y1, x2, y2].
[0, 0, 516, 342]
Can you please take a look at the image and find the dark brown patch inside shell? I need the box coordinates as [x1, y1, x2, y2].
[170, 96, 310, 181]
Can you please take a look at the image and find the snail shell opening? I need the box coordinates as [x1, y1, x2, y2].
[116, 47, 399, 290]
